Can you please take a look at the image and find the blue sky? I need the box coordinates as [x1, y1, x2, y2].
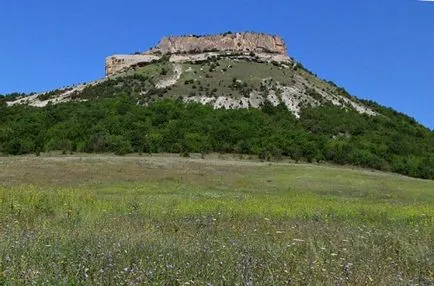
[1, 0, 433, 129]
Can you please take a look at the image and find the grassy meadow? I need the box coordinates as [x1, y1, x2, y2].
[0, 154, 433, 285]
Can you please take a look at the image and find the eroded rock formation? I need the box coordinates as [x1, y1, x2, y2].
[147, 32, 287, 55]
[105, 54, 160, 78]
[105, 32, 290, 76]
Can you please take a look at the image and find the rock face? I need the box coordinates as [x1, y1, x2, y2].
[105, 32, 289, 77]
[105, 54, 160, 77]
[148, 32, 287, 55]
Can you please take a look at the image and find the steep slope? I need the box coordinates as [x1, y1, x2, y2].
[7, 53, 374, 119]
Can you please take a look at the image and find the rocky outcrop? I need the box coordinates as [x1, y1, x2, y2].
[147, 32, 287, 55]
[105, 54, 160, 77]
[105, 32, 289, 77]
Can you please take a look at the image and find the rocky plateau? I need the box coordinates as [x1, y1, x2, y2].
[6, 32, 375, 118]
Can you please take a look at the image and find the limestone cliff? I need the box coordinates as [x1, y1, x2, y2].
[147, 32, 287, 55]
[105, 32, 289, 77]
[105, 54, 160, 78]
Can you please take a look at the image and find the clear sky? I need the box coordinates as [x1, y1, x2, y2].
[1, 0, 433, 129]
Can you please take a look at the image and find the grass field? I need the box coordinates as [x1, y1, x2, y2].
[0, 154, 433, 285]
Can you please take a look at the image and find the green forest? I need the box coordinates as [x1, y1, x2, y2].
[1, 94, 433, 180]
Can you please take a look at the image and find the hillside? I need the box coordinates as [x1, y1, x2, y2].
[0, 32, 433, 179]
[5, 32, 374, 118]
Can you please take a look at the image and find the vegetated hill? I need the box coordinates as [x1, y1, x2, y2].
[1, 32, 433, 179]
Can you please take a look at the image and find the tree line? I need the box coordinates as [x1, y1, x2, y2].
[0, 95, 433, 179]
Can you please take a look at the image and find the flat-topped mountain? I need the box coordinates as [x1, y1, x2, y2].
[10, 31, 373, 118]
[1, 32, 433, 179]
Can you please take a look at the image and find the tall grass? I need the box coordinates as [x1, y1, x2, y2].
[0, 156, 433, 284]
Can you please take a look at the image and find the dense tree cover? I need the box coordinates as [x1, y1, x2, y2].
[0, 96, 433, 179]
